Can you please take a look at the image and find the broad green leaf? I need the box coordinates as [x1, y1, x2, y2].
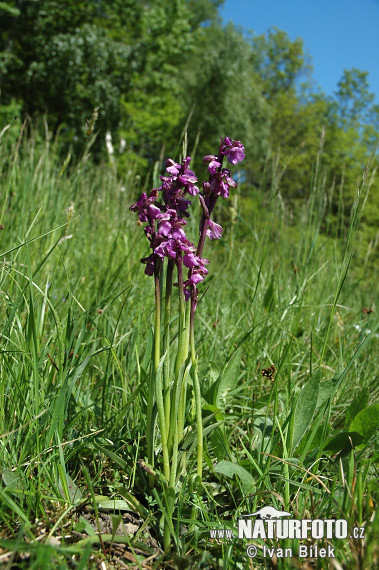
[316, 382, 332, 409]
[111, 514, 123, 537]
[253, 416, 273, 450]
[202, 402, 223, 422]
[296, 423, 328, 456]
[349, 404, 379, 446]
[204, 362, 221, 404]
[214, 460, 255, 494]
[291, 370, 321, 451]
[97, 499, 137, 511]
[2, 470, 22, 489]
[324, 430, 364, 452]
[75, 516, 96, 536]
[209, 427, 228, 461]
[214, 349, 242, 413]
[202, 403, 220, 414]
[344, 388, 370, 428]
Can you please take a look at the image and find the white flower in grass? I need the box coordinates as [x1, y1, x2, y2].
[105, 131, 114, 157]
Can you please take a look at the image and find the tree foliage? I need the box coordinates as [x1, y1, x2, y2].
[181, 23, 270, 163]
[0, 0, 378, 244]
[250, 27, 313, 98]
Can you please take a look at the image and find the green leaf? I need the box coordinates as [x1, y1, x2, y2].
[111, 514, 123, 537]
[96, 499, 137, 511]
[214, 460, 255, 494]
[58, 472, 82, 503]
[209, 427, 228, 461]
[349, 404, 379, 446]
[324, 430, 364, 452]
[2, 469, 22, 489]
[295, 424, 326, 456]
[204, 362, 221, 404]
[202, 402, 223, 422]
[214, 349, 242, 413]
[252, 416, 273, 449]
[75, 516, 96, 536]
[189, 474, 202, 493]
[291, 370, 321, 451]
[316, 382, 332, 409]
[92, 443, 131, 476]
[344, 388, 370, 428]
[183, 421, 223, 454]
[117, 487, 148, 518]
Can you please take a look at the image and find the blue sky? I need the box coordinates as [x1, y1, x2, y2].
[219, 0, 379, 101]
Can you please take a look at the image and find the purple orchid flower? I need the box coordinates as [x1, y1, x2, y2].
[206, 219, 223, 240]
[130, 139, 244, 297]
[219, 136, 245, 165]
[203, 155, 221, 175]
[160, 156, 199, 210]
[209, 169, 237, 199]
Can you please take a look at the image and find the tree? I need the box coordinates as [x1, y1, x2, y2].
[249, 27, 313, 99]
[119, 0, 195, 166]
[1, 0, 131, 145]
[334, 68, 375, 127]
[0, 0, 228, 163]
[180, 23, 271, 169]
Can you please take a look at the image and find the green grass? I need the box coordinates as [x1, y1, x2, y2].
[0, 124, 378, 569]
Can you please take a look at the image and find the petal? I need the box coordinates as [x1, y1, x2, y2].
[206, 220, 223, 240]
[158, 220, 172, 236]
[148, 204, 161, 219]
[183, 252, 198, 268]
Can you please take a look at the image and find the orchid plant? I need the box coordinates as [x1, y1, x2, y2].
[130, 137, 245, 549]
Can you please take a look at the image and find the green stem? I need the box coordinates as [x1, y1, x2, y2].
[154, 261, 162, 373]
[164, 521, 171, 553]
[146, 258, 162, 485]
[163, 259, 174, 435]
[189, 301, 203, 531]
[177, 301, 191, 439]
[155, 355, 170, 482]
[183, 300, 191, 363]
[169, 420, 179, 488]
[196, 158, 222, 260]
[156, 356, 172, 553]
[177, 375, 187, 444]
[164, 416, 179, 552]
[190, 317, 203, 479]
[168, 257, 187, 456]
[174, 258, 187, 376]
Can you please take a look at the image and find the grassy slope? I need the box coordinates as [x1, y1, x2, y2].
[0, 126, 378, 568]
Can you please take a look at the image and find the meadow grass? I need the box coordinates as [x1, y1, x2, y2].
[0, 124, 378, 568]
